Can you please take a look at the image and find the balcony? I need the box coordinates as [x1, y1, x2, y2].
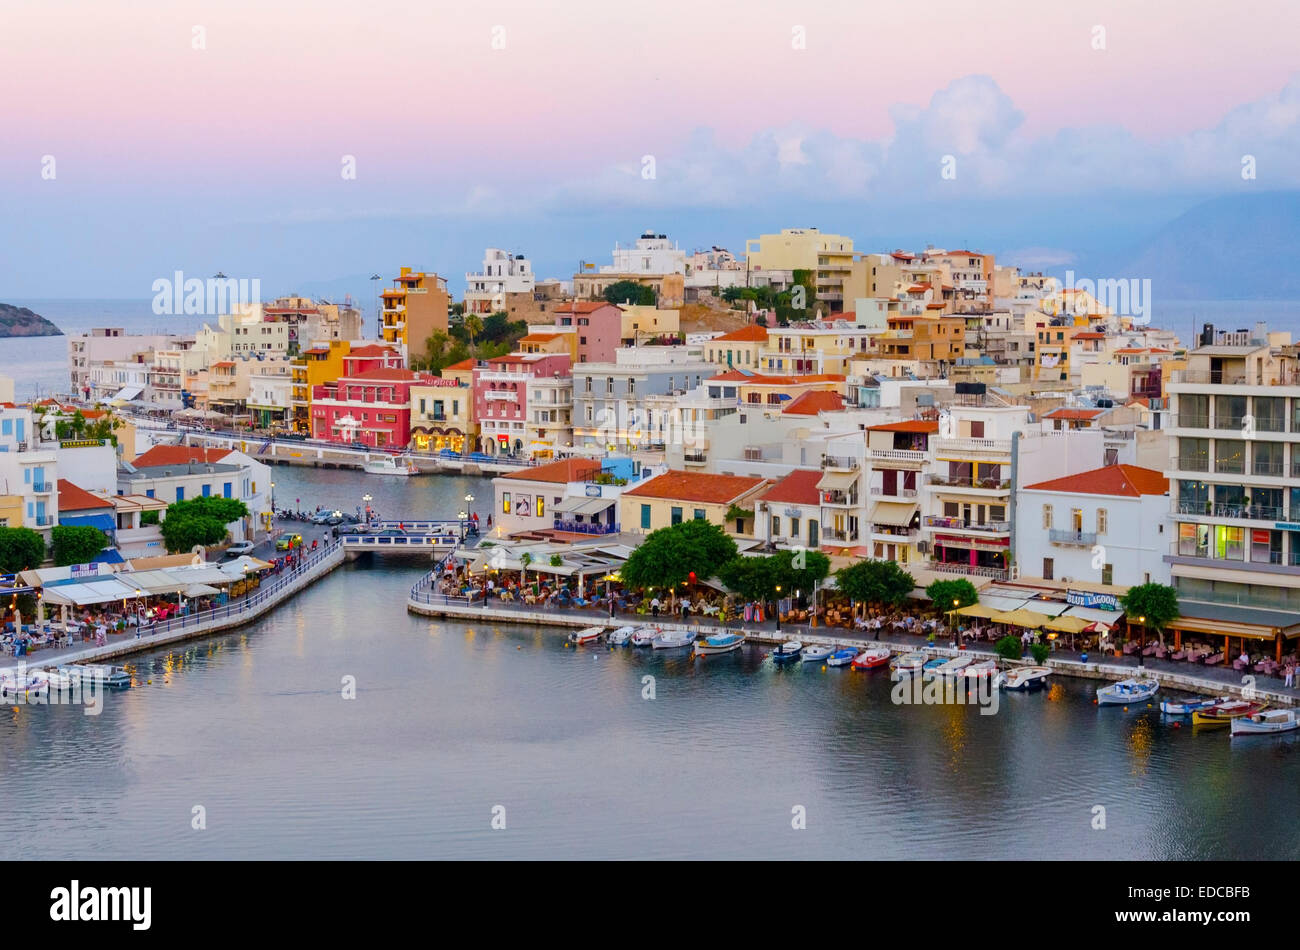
[1175, 455, 1210, 472]
[1049, 528, 1098, 546]
[1177, 501, 1290, 522]
[821, 490, 859, 508]
[924, 515, 1010, 534]
[683, 451, 707, 464]
[931, 437, 1012, 456]
[928, 474, 1011, 491]
[821, 454, 861, 470]
[872, 525, 918, 539]
[31, 481, 52, 493]
[553, 520, 619, 536]
[1174, 414, 1209, 429]
[928, 561, 1008, 581]
[869, 448, 927, 464]
[822, 526, 859, 543]
[868, 486, 918, 498]
[1252, 460, 1285, 477]
[484, 390, 517, 402]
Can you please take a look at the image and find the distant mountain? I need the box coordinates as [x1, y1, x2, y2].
[0, 302, 62, 337]
[1087, 192, 1300, 300]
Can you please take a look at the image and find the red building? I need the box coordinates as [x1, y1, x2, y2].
[555, 302, 621, 364]
[310, 367, 432, 448]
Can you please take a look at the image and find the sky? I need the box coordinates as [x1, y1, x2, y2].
[3, 0, 1300, 299]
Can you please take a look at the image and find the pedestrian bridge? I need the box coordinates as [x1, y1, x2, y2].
[339, 520, 472, 556]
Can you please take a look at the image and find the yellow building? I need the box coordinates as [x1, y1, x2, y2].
[409, 377, 472, 454]
[618, 305, 680, 342]
[620, 470, 769, 536]
[745, 228, 854, 311]
[761, 323, 878, 376]
[291, 340, 353, 433]
[381, 267, 450, 358]
[704, 324, 768, 370]
[0, 494, 23, 528]
[518, 331, 577, 362]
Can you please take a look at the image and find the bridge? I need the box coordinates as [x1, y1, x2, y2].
[339, 520, 473, 557]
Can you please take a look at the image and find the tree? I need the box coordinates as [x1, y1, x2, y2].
[0, 526, 46, 572]
[463, 314, 483, 349]
[775, 549, 831, 593]
[51, 525, 108, 566]
[1120, 582, 1179, 642]
[925, 578, 979, 614]
[835, 559, 916, 608]
[158, 496, 249, 554]
[602, 281, 655, 306]
[621, 520, 738, 597]
[994, 635, 1022, 661]
[718, 555, 779, 602]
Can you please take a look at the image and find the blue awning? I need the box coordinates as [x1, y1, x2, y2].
[59, 513, 117, 534]
[91, 549, 125, 565]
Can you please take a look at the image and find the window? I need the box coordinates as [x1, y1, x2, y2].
[1042, 504, 1053, 529]
[502, 492, 511, 514]
[641, 504, 651, 530]
[1179, 522, 1209, 557]
[1101, 563, 1113, 585]
[176, 487, 185, 502]
[536, 496, 544, 518]
[693, 509, 705, 521]
[584, 377, 592, 393]
[628, 378, 635, 394]
[970, 420, 985, 438]
[671, 507, 683, 525]
[202, 484, 211, 497]
[606, 378, 614, 394]
[1042, 557, 1054, 580]
[145, 489, 154, 499]
[1096, 508, 1107, 534]
[791, 517, 800, 538]
[770, 515, 780, 537]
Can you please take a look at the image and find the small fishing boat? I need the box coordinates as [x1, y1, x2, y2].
[567, 626, 605, 645]
[996, 666, 1052, 691]
[652, 630, 695, 650]
[1096, 677, 1159, 705]
[851, 648, 891, 671]
[80, 665, 132, 689]
[890, 653, 927, 677]
[771, 641, 803, 664]
[0, 671, 49, 701]
[1159, 695, 1226, 715]
[919, 657, 949, 679]
[826, 648, 858, 667]
[694, 631, 745, 657]
[955, 659, 998, 681]
[1231, 708, 1300, 736]
[923, 655, 973, 681]
[43, 668, 75, 690]
[605, 625, 638, 646]
[363, 455, 418, 476]
[630, 626, 659, 647]
[802, 645, 834, 663]
[1192, 699, 1265, 727]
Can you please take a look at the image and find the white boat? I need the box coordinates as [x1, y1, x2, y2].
[81, 665, 132, 689]
[363, 455, 418, 476]
[826, 648, 858, 667]
[954, 659, 998, 681]
[771, 641, 803, 664]
[802, 644, 834, 663]
[0, 670, 49, 700]
[890, 652, 927, 677]
[694, 631, 745, 656]
[605, 625, 638, 646]
[652, 630, 695, 650]
[1159, 695, 1226, 715]
[996, 666, 1052, 691]
[567, 626, 605, 645]
[630, 625, 659, 647]
[1096, 677, 1159, 705]
[923, 655, 973, 681]
[1231, 708, 1300, 736]
[43, 668, 74, 690]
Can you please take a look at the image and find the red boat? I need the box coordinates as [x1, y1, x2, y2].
[851, 648, 891, 670]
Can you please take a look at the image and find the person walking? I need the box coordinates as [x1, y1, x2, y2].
[1285, 663, 1295, 689]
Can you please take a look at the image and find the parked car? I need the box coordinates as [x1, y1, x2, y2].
[310, 512, 332, 525]
[222, 540, 255, 559]
[275, 533, 303, 551]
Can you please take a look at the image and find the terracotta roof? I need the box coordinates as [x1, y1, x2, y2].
[556, 302, 615, 314]
[56, 479, 113, 511]
[444, 359, 478, 371]
[782, 391, 845, 415]
[345, 368, 421, 382]
[1042, 408, 1104, 420]
[708, 370, 844, 385]
[760, 469, 822, 506]
[867, 419, 940, 433]
[713, 325, 768, 343]
[1023, 464, 1168, 498]
[519, 333, 561, 343]
[623, 470, 766, 505]
[346, 344, 399, 357]
[132, 445, 233, 468]
[1073, 332, 1106, 339]
[502, 458, 602, 484]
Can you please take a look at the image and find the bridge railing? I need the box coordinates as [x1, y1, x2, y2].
[409, 568, 483, 606]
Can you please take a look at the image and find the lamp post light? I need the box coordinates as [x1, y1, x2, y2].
[464, 493, 475, 532]
[458, 510, 468, 542]
[775, 585, 783, 633]
[953, 598, 961, 649]
[1137, 615, 1146, 669]
[362, 493, 373, 525]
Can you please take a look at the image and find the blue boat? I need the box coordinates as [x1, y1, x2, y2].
[826, 648, 858, 667]
[770, 640, 803, 664]
[693, 632, 745, 657]
[1160, 695, 1226, 715]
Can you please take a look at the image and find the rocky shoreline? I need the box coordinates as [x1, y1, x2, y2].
[0, 302, 62, 337]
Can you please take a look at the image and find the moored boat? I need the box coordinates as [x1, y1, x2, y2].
[652, 630, 695, 650]
[1192, 699, 1265, 727]
[923, 655, 973, 681]
[771, 641, 803, 664]
[851, 648, 891, 671]
[802, 645, 834, 663]
[567, 626, 605, 645]
[1230, 708, 1300, 736]
[0, 670, 49, 701]
[1096, 677, 1159, 705]
[826, 648, 858, 667]
[890, 652, 927, 677]
[630, 626, 659, 647]
[955, 659, 998, 681]
[694, 631, 745, 657]
[1159, 695, 1226, 715]
[996, 666, 1051, 691]
[605, 625, 638, 646]
[363, 455, 418, 476]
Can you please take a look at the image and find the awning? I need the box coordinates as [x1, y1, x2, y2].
[817, 470, 857, 491]
[556, 497, 614, 517]
[1063, 605, 1126, 627]
[42, 578, 140, 606]
[123, 570, 189, 595]
[869, 501, 916, 526]
[954, 603, 1001, 619]
[184, 583, 220, 597]
[59, 513, 117, 534]
[991, 608, 1052, 628]
[1044, 614, 1091, 634]
[91, 549, 126, 565]
[1167, 601, 1300, 639]
[111, 386, 143, 402]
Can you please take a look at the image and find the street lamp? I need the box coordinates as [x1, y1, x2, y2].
[1137, 615, 1146, 669]
[362, 493, 373, 524]
[775, 585, 783, 633]
[953, 598, 962, 649]
[458, 510, 468, 541]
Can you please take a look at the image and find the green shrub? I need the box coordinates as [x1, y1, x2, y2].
[1030, 643, 1050, 664]
[994, 635, 1022, 661]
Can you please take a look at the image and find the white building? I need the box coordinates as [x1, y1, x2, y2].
[465, 249, 536, 315]
[0, 405, 57, 539]
[603, 231, 686, 275]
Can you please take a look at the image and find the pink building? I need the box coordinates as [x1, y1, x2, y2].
[311, 367, 432, 448]
[340, 343, 403, 375]
[555, 302, 621, 364]
[473, 352, 571, 456]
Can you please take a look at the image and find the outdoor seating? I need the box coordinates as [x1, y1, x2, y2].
[1204, 653, 1223, 666]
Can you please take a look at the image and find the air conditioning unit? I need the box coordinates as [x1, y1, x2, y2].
[1060, 576, 1072, 583]
[917, 540, 930, 555]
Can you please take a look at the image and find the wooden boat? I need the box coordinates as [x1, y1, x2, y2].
[954, 659, 998, 681]
[630, 626, 659, 647]
[1097, 677, 1159, 705]
[1159, 695, 1226, 715]
[694, 632, 745, 657]
[996, 666, 1051, 691]
[919, 657, 949, 679]
[652, 630, 694, 650]
[567, 626, 605, 645]
[1192, 699, 1265, 727]
[802, 644, 834, 663]
[1230, 708, 1300, 736]
[890, 653, 927, 677]
[605, 625, 638, 646]
[851, 648, 891, 671]
[0, 670, 49, 700]
[923, 655, 973, 681]
[771, 641, 803, 664]
[363, 455, 418, 476]
[826, 648, 858, 667]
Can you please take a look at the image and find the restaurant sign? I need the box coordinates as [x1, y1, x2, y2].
[1066, 588, 1119, 610]
[70, 562, 102, 580]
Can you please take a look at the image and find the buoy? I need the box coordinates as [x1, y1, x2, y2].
[1123, 706, 1129, 711]
[1172, 722, 1181, 729]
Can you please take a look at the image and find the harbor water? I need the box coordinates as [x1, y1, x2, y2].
[0, 467, 1295, 860]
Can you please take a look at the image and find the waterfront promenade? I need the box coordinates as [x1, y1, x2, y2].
[1, 540, 345, 674]
[407, 579, 1300, 708]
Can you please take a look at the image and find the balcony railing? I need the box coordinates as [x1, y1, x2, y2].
[928, 561, 1008, 580]
[1176, 455, 1210, 472]
[1049, 528, 1098, 546]
[1177, 501, 1290, 521]
[821, 455, 860, 470]
[552, 520, 619, 535]
[822, 527, 859, 542]
[924, 515, 1009, 533]
[31, 481, 52, 493]
[869, 448, 927, 463]
[683, 451, 707, 463]
[821, 491, 858, 507]
[1252, 460, 1285, 477]
[928, 475, 1011, 490]
[869, 486, 918, 497]
[1175, 414, 1209, 429]
[1215, 415, 1247, 431]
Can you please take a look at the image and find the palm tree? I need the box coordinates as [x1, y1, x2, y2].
[464, 314, 483, 351]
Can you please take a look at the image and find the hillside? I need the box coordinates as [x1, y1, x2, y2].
[0, 303, 62, 338]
